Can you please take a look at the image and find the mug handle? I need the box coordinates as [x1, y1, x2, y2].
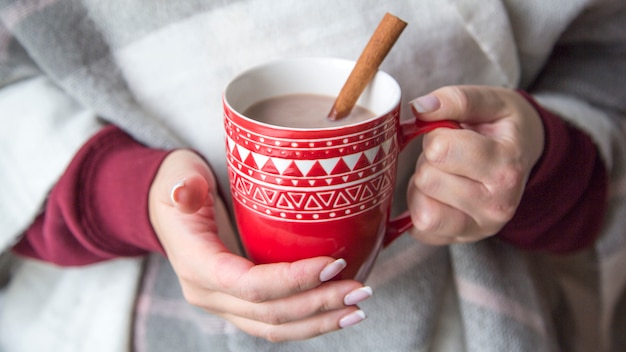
[383, 116, 461, 247]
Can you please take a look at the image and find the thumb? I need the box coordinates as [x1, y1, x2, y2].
[170, 174, 211, 214]
[154, 149, 216, 214]
[410, 85, 511, 125]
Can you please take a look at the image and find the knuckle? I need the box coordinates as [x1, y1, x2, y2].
[483, 201, 518, 230]
[236, 266, 271, 303]
[447, 86, 472, 114]
[239, 284, 265, 303]
[286, 261, 315, 293]
[488, 202, 518, 224]
[413, 166, 439, 195]
[492, 163, 524, 191]
[310, 291, 336, 316]
[317, 295, 334, 314]
[486, 165, 525, 222]
[262, 327, 287, 343]
[254, 305, 284, 325]
[423, 135, 452, 165]
[411, 208, 442, 233]
[212, 254, 246, 292]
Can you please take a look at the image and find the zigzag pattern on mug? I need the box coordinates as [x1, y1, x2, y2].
[226, 135, 397, 179]
[230, 169, 395, 221]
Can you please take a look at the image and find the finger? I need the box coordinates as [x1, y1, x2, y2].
[420, 128, 500, 182]
[410, 85, 512, 124]
[413, 154, 489, 216]
[213, 191, 243, 255]
[221, 307, 364, 342]
[161, 194, 349, 303]
[199, 281, 369, 325]
[170, 174, 211, 213]
[406, 192, 485, 245]
[412, 155, 517, 235]
[202, 256, 348, 303]
[407, 176, 477, 241]
[419, 130, 527, 224]
[154, 149, 217, 207]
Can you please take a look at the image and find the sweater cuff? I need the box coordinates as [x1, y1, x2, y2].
[80, 125, 168, 257]
[14, 125, 169, 265]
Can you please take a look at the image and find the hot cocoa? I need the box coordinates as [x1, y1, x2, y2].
[243, 94, 376, 129]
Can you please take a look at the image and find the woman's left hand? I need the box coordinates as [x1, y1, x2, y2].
[406, 85, 545, 245]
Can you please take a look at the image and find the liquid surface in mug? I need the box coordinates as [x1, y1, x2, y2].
[243, 94, 376, 129]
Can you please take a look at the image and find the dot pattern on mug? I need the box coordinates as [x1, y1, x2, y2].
[224, 110, 400, 222]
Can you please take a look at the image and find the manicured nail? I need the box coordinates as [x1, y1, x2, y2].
[339, 310, 367, 328]
[343, 286, 373, 306]
[319, 258, 347, 282]
[170, 180, 186, 204]
[410, 95, 440, 113]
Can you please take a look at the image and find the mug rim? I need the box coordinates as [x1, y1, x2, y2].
[223, 57, 401, 132]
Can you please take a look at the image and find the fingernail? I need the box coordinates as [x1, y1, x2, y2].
[319, 258, 347, 282]
[344, 286, 373, 306]
[170, 180, 186, 204]
[339, 310, 367, 329]
[410, 95, 440, 113]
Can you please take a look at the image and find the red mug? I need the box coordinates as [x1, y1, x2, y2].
[223, 58, 457, 281]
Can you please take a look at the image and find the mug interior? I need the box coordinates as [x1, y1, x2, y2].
[224, 57, 401, 127]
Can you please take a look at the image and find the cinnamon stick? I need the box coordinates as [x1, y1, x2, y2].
[328, 13, 407, 120]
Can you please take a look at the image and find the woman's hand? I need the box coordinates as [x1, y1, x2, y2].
[148, 150, 370, 342]
[407, 86, 545, 245]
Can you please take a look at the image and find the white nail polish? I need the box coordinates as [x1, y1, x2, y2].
[344, 286, 373, 306]
[339, 310, 367, 328]
[170, 180, 186, 204]
[319, 258, 347, 282]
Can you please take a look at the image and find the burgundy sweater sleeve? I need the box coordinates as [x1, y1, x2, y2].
[13, 125, 168, 265]
[497, 91, 608, 253]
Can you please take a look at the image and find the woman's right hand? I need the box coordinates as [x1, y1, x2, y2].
[148, 149, 372, 342]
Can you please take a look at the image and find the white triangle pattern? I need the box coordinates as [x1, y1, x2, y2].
[319, 157, 341, 174]
[233, 136, 396, 176]
[343, 154, 361, 170]
[237, 145, 250, 163]
[381, 139, 392, 154]
[294, 160, 316, 176]
[272, 158, 292, 174]
[364, 146, 380, 163]
[252, 153, 270, 169]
